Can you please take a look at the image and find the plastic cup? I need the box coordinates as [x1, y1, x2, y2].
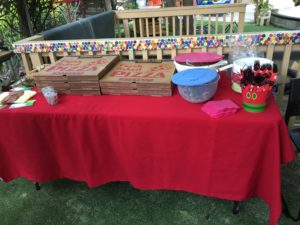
[41, 86, 58, 106]
[44, 92, 58, 105]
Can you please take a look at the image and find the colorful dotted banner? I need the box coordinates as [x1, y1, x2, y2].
[13, 32, 300, 54]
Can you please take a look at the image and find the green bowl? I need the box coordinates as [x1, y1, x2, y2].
[243, 102, 266, 113]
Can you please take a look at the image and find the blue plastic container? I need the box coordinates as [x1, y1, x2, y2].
[172, 68, 219, 103]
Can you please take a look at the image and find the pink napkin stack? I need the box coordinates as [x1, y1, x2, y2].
[201, 99, 240, 118]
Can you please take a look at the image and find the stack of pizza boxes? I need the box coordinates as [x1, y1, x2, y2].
[33, 56, 119, 95]
[99, 61, 175, 96]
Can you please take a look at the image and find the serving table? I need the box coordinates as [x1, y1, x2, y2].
[0, 75, 295, 225]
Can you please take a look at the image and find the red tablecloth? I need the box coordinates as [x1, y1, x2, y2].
[0, 75, 295, 225]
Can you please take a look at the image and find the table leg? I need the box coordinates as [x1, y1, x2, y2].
[232, 201, 240, 214]
[34, 182, 41, 191]
[282, 193, 300, 221]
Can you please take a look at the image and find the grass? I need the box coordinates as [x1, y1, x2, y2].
[243, 22, 289, 32]
[0, 154, 299, 225]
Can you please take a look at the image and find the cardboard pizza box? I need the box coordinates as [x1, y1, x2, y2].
[35, 80, 70, 89]
[100, 84, 173, 91]
[68, 81, 100, 90]
[68, 89, 101, 96]
[33, 55, 120, 81]
[99, 81, 171, 89]
[101, 88, 172, 96]
[99, 61, 175, 96]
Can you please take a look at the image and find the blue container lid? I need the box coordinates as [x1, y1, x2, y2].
[172, 68, 218, 86]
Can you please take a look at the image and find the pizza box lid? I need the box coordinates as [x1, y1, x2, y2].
[100, 61, 175, 85]
[33, 56, 119, 78]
